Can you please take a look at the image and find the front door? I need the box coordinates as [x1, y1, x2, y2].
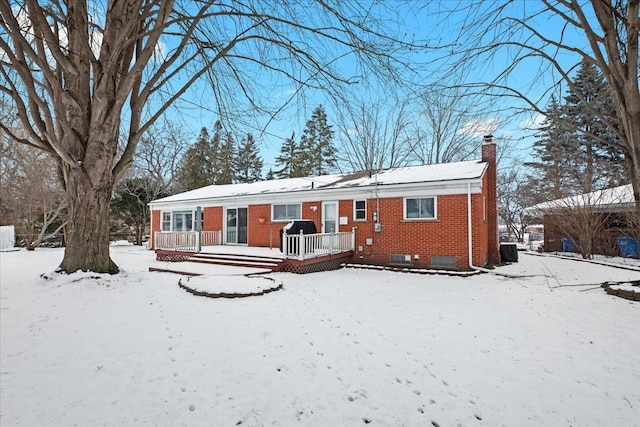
[226, 207, 248, 244]
[322, 201, 338, 233]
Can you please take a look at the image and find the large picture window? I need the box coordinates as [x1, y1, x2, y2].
[405, 197, 436, 219]
[172, 211, 193, 231]
[272, 204, 301, 221]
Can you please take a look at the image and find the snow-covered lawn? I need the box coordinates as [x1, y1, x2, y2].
[1, 246, 639, 426]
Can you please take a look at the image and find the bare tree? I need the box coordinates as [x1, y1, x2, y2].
[0, 1, 420, 273]
[335, 97, 413, 171]
[133, 118, 189, 196]
[531, 185, 632, 259]
[431, 1, 640, 214]
[0, 140, 66, 249]
[497, 167, 538, 242]
[410, 87, 495, 165]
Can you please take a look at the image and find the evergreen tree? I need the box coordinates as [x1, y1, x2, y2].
[526, 62, 626, 199]
[563, 61, 626, 192]
[111, 176, 169, 245]
[265, 168, 276, 180]
[234, 133, 263, 183]
[525, 96, 578, 200]
[275, 132, 303, 178]
[176, 122, 224, 191]
[217, 131, 236, 184]
[209, 120, 223, 182]
[177, 127, 213, 191]
[300, 104, 336, 175]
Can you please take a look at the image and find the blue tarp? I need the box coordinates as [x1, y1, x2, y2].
[617, 236, 639, 258]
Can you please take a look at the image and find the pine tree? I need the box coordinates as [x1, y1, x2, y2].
[176, 122, 225, 191]
[209, 120, 223, 183]
[563, 61, 626, 192]
[234, 133, 263, 183]
[177, 127, 213, 191]
[275, 132, 302, 178]
[217, 131, 236, 184]
[526, 62, 627, 199]
[525, 96, 577, 200]
[265, 168, 275, 180]
[300, 104, 336, 175]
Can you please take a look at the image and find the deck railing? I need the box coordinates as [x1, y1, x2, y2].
[154, 231, 222, 251]
[154, 229, 354, 261]
[282, 230, 355, 261]
[201, 230, 223, 246]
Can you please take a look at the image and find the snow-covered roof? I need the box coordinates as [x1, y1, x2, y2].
[151, 159, 488, 205]
[528, 184, 636, 212]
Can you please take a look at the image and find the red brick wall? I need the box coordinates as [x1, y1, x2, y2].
[302, 201, 322, 226]
[543, 216, 563, 252]
[248, 204, 279, 247]
[482, 139, 500, 264]
[150, 210, 160, 249]
[203, 206, 223, 232]
[470, 174, 491, 266]
[338, 200, 354, 232]
[246, 202, 323, 248]
[349, 195, 486, 269]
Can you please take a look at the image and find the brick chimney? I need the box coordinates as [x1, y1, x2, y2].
[482, 135, 500, 265]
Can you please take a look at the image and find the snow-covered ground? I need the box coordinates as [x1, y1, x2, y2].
[1, 245, 639, 426]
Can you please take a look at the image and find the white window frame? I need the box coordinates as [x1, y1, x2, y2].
[172, 210, 194, 231]
[403, 197, 437, 220]
[161, 212, 171, 231]
[271, 203, 302, 222]
[353, 199, 367, 221]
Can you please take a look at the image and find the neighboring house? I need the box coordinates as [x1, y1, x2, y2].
[528, 184, 638, 255]
[149, 137, 500, 270]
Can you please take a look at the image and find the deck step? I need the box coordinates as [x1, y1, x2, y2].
[186, 253, 284, 271]
[191, 253, 284, 264]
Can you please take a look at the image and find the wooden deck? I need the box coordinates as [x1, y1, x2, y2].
[152, 245, 354, 275]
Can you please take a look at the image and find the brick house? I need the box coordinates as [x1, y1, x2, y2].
[149, 136, 499, 270]
[530, 184, 637, 255]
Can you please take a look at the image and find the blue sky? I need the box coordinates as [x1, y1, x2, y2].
[151, 1, 596, 174]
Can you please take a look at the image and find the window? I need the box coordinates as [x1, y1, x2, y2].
[272, 204, 301, 221]
[405, 197, 436, 219]
[162, 212, 171, 231]
[172, 211, 193, 231]
[354, 200, 366, 221]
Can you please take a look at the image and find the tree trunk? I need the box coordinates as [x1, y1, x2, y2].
[135, 222, 143, 246]
[629, 146, 640, 205]
[622, 112, 640, 222]
[59, 166, 118, 274]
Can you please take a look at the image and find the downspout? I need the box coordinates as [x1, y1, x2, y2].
[467, 182, 476, 270]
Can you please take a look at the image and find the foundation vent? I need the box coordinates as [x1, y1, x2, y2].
[430, 256, 456, 268]
[389, 254, 412, 264]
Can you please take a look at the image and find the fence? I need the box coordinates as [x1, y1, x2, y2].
[282, 230, 354, 261]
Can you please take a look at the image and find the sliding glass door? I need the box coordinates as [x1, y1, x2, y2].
[226, 207, 248, 244]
